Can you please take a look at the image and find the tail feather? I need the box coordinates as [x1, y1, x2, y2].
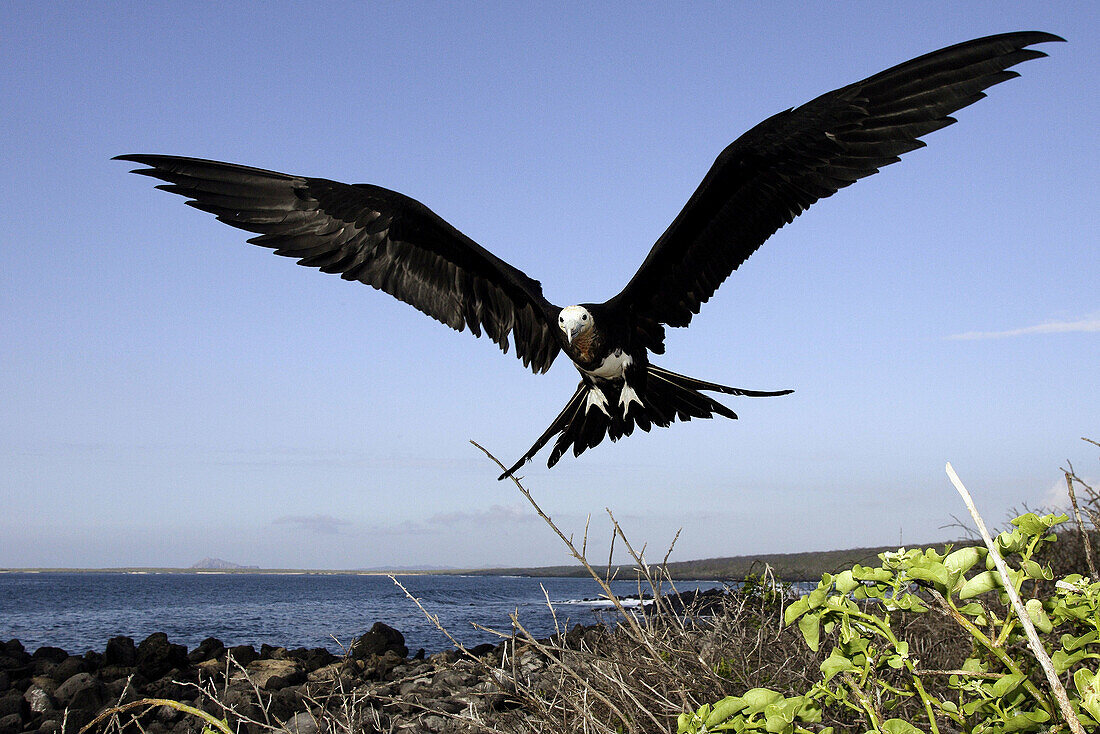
[498, 366, 792, 479]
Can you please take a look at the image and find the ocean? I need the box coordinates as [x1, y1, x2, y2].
[0, 572, 724, 656]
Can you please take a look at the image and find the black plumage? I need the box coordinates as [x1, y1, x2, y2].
[116, 31, 1062, 479]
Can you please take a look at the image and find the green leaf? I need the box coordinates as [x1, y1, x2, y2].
[990, 672, 1026, 698]
[798, 612, 821, 652]
[1000, 709, 1050, 732]
[956, 602, 985, 616]
[1024, 598, 1053, 633]
[1062, 630, 1098, 651]
[1052, 648, 1089, 674]
[741, 688, 783, 715]
[960, 570, 1001, 599]
[907, 563, 951, 590]
[820, 649, 856, 681]
[882, 719, 925, 734]
[834, 570, 859, 594]
[763, 699, 800, 732]
[784, 597, 810, 626]
[994, 530, 1026, 554]
[704, 696, 747, 727]
[1012, 513, 1047, 536]
[1073, 668, 1100, 696]
[944, 546, 983, 577]
[1022, 560, 1053, 580]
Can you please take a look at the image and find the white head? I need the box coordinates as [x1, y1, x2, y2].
[558, 305, 594, 345]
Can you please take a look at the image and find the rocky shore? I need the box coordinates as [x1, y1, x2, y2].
[0, 621, 607, 734]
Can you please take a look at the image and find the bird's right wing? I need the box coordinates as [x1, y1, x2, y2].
[118, 155, 563, 373]
[608, 31, 1063, 353]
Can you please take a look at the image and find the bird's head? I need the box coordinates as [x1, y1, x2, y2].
[559, 305, 594, 345]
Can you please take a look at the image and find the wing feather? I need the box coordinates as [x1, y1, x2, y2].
[118, 154, 561, 373]
[609, 32, 1062, 350]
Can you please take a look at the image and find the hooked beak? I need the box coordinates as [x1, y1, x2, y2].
[567, 325, 582, 345]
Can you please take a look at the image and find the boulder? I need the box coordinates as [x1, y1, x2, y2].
[54, 672, 106, 710]
[260, 644, 288, 660]
[30, 648, 67, 677]
[351, 623, 408, 659]
[0, 690, 27, 719]
[288, 648, 335, 673]
[21, 682, 54, 714]
[283, 711, 318, 734]
[0, 713, 22, 734]
[103, 636, 137, 667]
[187, 638, 225, 664]
[49, 656, 85, 683]
[30, 649, 66, 665]
[136, 634, 188, 680]
[239, 659, 303, 690]
[227, 645, 258, 667]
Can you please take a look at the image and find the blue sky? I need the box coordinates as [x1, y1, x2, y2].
[2, 3, 1097, 569]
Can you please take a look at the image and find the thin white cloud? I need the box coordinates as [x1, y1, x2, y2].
[272, 514, 353, 535]
[948, 316, 1100, 341]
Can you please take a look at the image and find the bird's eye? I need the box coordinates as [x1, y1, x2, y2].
[582, 314, 588, 321]
[559, 316, 564, 322]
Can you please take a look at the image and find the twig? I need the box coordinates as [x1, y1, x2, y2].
[945, 462, 1085, 734]
[1064, 465, 1097, 579]
[510, 612, 647, 733]
[80, 698, 232, 734]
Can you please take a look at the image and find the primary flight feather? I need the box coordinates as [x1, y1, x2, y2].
[117, 31, 1062, 478]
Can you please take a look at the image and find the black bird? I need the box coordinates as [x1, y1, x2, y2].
[117, 32, 1061, 479]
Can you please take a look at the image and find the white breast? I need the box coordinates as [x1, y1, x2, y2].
[586, 349, 633, 380]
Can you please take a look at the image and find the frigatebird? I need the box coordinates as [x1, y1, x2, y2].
[117, 31, 1061, 479]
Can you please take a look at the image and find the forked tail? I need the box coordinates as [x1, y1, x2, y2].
[498, 365, 792, 479]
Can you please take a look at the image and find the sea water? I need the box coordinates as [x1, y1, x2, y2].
[0, 572, 723, 655]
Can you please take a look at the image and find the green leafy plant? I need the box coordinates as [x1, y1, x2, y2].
[682, 511, 1100, 733]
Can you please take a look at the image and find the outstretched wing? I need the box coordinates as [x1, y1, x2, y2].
[608, 31, 1063, 353]
[116, 154, 562, 373]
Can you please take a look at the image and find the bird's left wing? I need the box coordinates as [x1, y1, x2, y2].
[607, 31, 1063, 353]
[117, 155, 561, 373]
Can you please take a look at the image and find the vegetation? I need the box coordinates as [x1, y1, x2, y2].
[78, 439, 1098, 733]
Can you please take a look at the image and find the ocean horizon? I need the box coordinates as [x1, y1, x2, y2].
[1, 571, 724, 656]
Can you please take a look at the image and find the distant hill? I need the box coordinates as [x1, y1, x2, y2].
[190, 557, 260, 570]
[464, 539, 975, 582]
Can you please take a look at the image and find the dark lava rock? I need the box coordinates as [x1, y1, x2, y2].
[0, 691, 26, 719]
[351, 622, 408, 659]
[0, 712, 22, 734]
[30, 648, 67, 676]
[289, 648, 335, 673]
[21, 683, 56, 714]
[104, 636, 137, 667]
[187, 638, 225, 664]
[30, 649, 67, 665]
[259, 644, 287, 659]
[264, 670, 306, 691]
[50, 656, 85, 683]
[55, 672, 106, 710]
[228, 645, 258, 666]
[136, 634, 189, 680]
[63, 707, 97, 734]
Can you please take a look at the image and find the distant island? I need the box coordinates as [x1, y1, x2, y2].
[190, 557, 260, 570]
[3, 540, 973, 579]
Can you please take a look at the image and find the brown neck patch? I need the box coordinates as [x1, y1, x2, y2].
[570, 328, 600, 365]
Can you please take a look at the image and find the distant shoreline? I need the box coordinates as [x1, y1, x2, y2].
[0, 538, 966, 582]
